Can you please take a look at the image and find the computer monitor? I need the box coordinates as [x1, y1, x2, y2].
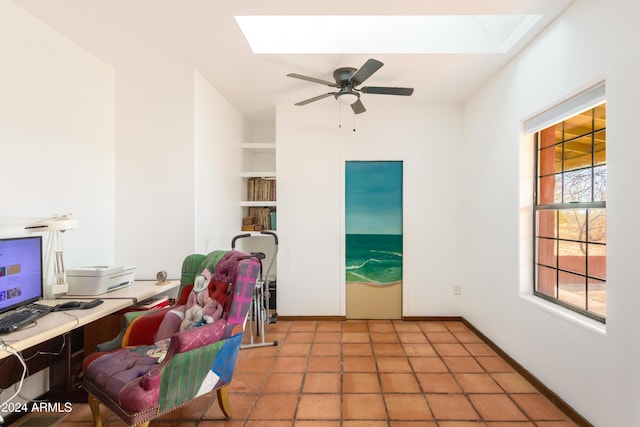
[0, 236, 43, 315]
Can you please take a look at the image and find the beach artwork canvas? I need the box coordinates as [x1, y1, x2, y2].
[345, 161, 403, 319]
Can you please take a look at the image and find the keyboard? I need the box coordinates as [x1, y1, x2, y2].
[0, 303, 53, 334]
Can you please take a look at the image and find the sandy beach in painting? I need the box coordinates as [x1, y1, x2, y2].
[347, 280, 402, 289]
[346, 281, 402, 319]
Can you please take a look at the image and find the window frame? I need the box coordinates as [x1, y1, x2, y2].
[532, 103, 607, 324]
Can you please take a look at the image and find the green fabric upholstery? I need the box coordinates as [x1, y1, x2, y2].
[197, 250, 227, 276]
[180, 253, 207, 292]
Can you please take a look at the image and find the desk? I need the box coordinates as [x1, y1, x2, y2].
[0, 299, 130, 358]
[0, 280, 180, 359]
[0, 280, 181, 408]
[81, 279, 180, 304]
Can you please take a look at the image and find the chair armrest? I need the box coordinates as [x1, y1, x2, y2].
[95, 310, 152, 352]
[169, 319, 228, 354]
[122, 307, 173, 347]
[143, 320, 227, 376]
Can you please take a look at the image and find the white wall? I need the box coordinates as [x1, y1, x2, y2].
[0, 0, 247, 286]
[0, 0, 114, 413]
[0, 0, 114, 268]
[113, 59, 195, 280]
[113, 62, 244, 280]
[194, 71, 244, 253]
[276, 100, 463, 317]
[461, 0, 639, 425]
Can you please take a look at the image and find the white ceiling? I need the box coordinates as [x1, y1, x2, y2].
[10, 0, 573, 126]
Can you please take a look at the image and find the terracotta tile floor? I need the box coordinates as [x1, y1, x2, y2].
[16, 320, 581, 426]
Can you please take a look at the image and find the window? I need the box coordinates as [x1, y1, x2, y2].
[533, 102, 606, 322]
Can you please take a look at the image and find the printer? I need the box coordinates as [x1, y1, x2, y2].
[66, 265, 137, 296]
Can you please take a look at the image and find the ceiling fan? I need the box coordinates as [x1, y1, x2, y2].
[287, 58, 414, 114]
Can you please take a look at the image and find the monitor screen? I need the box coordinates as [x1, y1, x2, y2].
[0, 236, 43, 314]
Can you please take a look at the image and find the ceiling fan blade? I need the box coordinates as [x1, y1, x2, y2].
[287, 73, 337, 87]
[351, 99, 366, 114]
[294, 92, 336, 106]
[350, 58, 384, 86]
[360, 86, 414, 96]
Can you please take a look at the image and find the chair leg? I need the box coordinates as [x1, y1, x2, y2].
[216, 385, 233, 419]
[87, 393, 102, 427]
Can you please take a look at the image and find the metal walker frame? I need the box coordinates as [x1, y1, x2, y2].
[233, 231, 278, 349]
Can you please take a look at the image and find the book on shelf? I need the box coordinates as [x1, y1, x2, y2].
[247, 177, 276, 201]
[246, 207, 274, 230]
[242, 224, 263, 231]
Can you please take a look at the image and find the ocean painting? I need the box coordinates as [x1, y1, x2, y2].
[345, 234, 403, 285]
[345, 161, 402, 319]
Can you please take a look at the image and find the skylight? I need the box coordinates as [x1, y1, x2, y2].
[235, 15, 543, 54]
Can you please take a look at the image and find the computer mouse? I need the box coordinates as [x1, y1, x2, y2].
[56, 301, 82, 310]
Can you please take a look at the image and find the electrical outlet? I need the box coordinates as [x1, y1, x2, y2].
[453, 285, 462, 295]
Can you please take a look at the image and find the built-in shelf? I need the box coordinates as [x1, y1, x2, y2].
[241, 143, 276, 150]
[241, 141, 276, 233]
[242, 231, 276, 237]
[240, 171, 276, 178]
[238, 140, 278, 288]
[240, 200, 276, 207]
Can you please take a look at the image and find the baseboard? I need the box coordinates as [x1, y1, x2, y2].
[278, 316, 461, 322]
[277, 315, 346, 321]
[403, 316, 464, 322]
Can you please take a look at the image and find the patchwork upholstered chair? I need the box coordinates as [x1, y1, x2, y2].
[82, 250, 260, 426]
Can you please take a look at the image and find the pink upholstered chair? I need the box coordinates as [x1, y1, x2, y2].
[82, 250, 260, 426]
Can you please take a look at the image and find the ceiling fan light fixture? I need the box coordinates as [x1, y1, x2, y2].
[336, 92, 359, 105]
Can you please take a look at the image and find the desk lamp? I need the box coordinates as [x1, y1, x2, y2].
[26, 214, 79, 299]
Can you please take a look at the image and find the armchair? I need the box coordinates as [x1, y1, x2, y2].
[82, 250, 260, 426]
